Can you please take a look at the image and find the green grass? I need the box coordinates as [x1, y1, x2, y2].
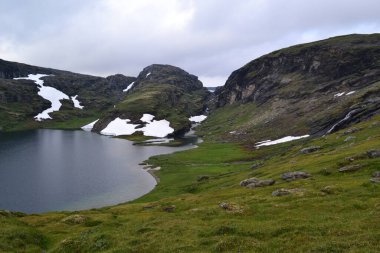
[1, 115, 380, 252]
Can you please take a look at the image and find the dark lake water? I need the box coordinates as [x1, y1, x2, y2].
[0, 129, 196, 213]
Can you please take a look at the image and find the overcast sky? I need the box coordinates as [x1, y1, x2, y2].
[1, 0, 380, 86]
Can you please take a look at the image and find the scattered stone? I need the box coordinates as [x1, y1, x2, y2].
[197, 175, 210, 182]
[272, 188, 304, 196]
[338, 164, 362, 173]
[344, 136, 356, 142]
[372, 171, 380, 177]
[240, 177, 259, 187]
[246, 179, 275, 188]
[142, 204, 157, 210]
[250, 162, 263, 169]
[62, 214, 88, 224]
[367, 150, 380, 158]
[219, 202, 243, 213]
[343, 127, 361, 135]
[281, 171, 311, 181]
[162, 205, 176, 212]
[240, 177, 275, 188]
[345, 156, 355, 162]
[370, 178, 380, 183]
[318, 168, 332, 176]
[320, 185, 340, 194]
[300, 146, 321, 154]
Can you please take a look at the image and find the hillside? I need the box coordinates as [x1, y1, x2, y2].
[199, 34, 380, 144]
[92, 64, 210, 136]
[0, 59, 135, 131]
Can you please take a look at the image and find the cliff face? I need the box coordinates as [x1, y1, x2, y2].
[209, 34, 380, 141]
[93, 64, 210, 135]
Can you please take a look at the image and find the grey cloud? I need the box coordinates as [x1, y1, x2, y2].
[1, 0, 380, 86]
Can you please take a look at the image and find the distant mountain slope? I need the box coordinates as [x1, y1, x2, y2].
[93, 64, 210, 136]
[200, 34, 380, 143]
[0, 59, 135, 131]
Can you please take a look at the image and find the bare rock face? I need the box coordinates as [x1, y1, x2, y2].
[213, 34, 380, 141]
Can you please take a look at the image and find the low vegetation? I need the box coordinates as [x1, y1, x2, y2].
[1, 113, 380, 252]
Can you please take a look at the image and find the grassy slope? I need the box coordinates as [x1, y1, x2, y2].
[1, 114, 380, 252]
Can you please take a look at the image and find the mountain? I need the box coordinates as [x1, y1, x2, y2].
[199, 34, 380, 143]
[92, 64, 210, 136]
[2, 34, 380, 252]
[0, 59, 135, 131]
[0, 60, 209, 136]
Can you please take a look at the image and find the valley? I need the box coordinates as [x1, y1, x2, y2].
[0, 34, 379, 252]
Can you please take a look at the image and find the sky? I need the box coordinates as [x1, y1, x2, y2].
[1, 0, 380, 87]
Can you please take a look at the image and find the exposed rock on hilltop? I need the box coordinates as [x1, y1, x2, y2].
[93, 64, 210, 136]
[204, 34, 380, 142]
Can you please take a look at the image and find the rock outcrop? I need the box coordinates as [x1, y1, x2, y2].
[208, 34, 380, 142]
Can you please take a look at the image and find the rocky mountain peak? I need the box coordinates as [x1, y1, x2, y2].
[131, 64, 203, 92]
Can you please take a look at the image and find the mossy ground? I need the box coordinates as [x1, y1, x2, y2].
[1, 114, 380, 252]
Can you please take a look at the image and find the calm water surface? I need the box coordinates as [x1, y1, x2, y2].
[0, 129, 196, 213]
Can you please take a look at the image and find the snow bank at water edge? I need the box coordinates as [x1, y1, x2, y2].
[99, 114, 174, 138]
[189, 115, 207, 123]
[256, 135, 310, 147]
[100, 118, 139, 136]
[81, 119, 99, 131]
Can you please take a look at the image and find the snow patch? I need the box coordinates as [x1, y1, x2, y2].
[189, 115, 207, 123]
[334, 92, 345, 97]
[71, 95, 84, 109]
[14, 74, 72, 121]
[256, 135, 310, 147]
[334, 91, 356, 97]
[100, 114, 174, 138]
[100, 118, 139, 136]
[146, 72, 151, 78]
[123, 81, 135, 92]
[141, 119, 174, 138]
[81, 119, 99, 131]
[140, 113, 155, 123]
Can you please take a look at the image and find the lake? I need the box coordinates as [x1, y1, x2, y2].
[0, 129, 196, 213]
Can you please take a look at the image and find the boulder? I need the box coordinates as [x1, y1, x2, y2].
[197, 175, 210, 182]
[246, 179, 275, 189]
[344, 136, 356, 142]
[240, 177, 259, 187]
[61, 214, 88, 224]
[250, 162, 263, 169]
[272, 188, 304, 196]
[372, 171, 380, 177]
[338, 164, 362, 172]
[162, 205, 176, 212]
[320, 185, 340, 194]
[219, 202, 243, 213]
[343, 127, 361, 135]
[367, 150, 380, 158]
[370, 178, 380, 183]
[281, 171, 311, 181]
[300, 146, 321, 154]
